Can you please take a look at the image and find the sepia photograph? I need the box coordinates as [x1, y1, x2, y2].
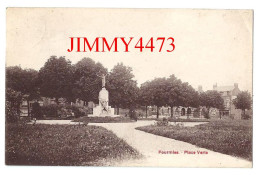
[5, 8, 253, 168]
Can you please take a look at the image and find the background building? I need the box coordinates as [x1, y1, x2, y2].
[213, 83, 242, 119]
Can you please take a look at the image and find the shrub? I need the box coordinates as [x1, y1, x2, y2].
[156, 117, 169, 126]
[41, 104, 85, 119]
[31, 102, 43, 119]
[202, 108, 209, 119]
[193, 108, 200, 118]
[6, 102, 19, 123]
[242, 113, 251, 120]
[230, 114, 235, 119]
[41, 104, 60, 118]
[64, 104, 85, 118]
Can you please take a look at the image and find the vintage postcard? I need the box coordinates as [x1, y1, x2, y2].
[5, 8, 253, 167]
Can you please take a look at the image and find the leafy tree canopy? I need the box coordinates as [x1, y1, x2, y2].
[38, 56, 74, 101]
[72, 57, 107, 103]
[199, 90, 224, 109]
[233, 91, 252, 113]
[6, 66, 39, 99]
[107, 63, 139, 109]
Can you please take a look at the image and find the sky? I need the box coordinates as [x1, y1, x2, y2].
[6, 8, 253, 92]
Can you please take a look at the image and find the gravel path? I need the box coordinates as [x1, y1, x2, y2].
[89, 121, 252, 168]
[28, 120, 83, 125]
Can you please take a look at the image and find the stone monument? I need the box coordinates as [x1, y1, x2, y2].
[92, 74, 115, 117]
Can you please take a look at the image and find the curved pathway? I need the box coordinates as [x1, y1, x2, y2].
[90, 121, 252, 167]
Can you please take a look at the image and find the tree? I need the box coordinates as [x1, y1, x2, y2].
[180, 82, 199, 107]
[6, 88, 23, 122]
[165, 75, 199, 118]
[233, 91, 252, 116]
[199, 90, 224, 118]
[166, 75, 182, 118]
[6, 66, 40, 117]
[139, 82, 153, 118]
[38, 56, 74, 103]
[139, 75, 200, 119]
[6, 66, 39, 95]
[107, 63, 139, 115]
[143, 78, 168, 118]
[72, 57, 107, 104]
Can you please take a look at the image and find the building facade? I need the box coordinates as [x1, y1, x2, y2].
[213, 83, 242, 119]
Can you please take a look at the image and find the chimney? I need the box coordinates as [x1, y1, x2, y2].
[213, 83, 217, 90]
[234, 83, 238, 89]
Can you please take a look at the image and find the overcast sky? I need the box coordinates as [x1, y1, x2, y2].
[6, 8, 252, 92]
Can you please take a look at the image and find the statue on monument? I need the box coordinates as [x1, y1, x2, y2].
[97, 73, 106, 88]
[91, 73, 115, 117]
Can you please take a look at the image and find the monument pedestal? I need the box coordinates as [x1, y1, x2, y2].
[89, 87, 117, 117]
[92, 105, 115, 117]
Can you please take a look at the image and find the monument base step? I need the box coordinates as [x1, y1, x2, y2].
[88, 114, 120, 118]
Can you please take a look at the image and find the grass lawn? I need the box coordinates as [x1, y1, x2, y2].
[137, 117, 209, 122]
[136, 119, 252, 161]
[73, 116, 134, 124]
[6, 123, 141, 166]
[166, 118, 209, 122]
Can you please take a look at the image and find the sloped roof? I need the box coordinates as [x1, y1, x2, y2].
[215, 86, 234, 92]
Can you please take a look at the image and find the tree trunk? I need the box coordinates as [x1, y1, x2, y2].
[16, 102, 20, 119]
[187, 106, 190, 119]
[156, 106, 159, 119]
[170, 106, 173, 118]
[206, 106, 210, 119]
[145, 106, 148, 118]
[117, 107, 120, 115]
[27, 100, 30, 118]
[55, 97, 59, 105]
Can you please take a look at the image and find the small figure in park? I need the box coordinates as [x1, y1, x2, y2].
[33, 118, 36, 125]
[129, 107, 137, 121]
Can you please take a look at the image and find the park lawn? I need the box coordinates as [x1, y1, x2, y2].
[166, 118, 209, 122]
[73, 116, 134, 124]
[139, 117, 209, 122]
[136, 119, 252, 161]
[6, 123, 141, 166]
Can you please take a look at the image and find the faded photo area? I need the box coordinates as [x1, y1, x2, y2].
[5, 8, 253, 167]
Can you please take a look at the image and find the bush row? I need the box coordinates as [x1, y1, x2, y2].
[31, 103, 87, 119]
